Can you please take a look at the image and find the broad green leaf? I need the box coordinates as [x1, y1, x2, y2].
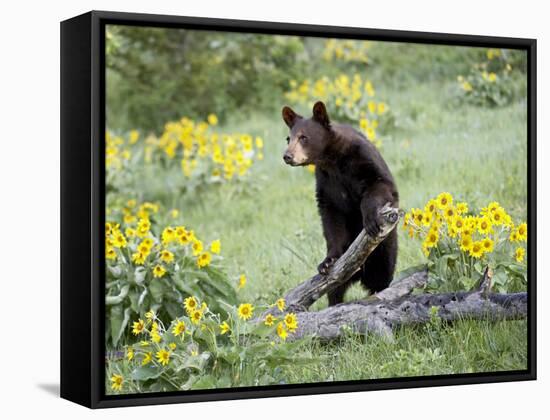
[149, 278, 166, 303]
[131, 365, 163, 381]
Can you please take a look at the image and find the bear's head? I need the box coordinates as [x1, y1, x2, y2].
[281, 101, 332, 167]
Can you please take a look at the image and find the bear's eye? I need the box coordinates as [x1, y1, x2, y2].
[299, 135, 308, 143]
[286, 136, 290, 144]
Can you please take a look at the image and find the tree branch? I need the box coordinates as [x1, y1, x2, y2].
[267, 203, 402, 314]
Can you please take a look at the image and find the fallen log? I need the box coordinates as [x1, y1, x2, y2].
[290, 268, 527, 340]
[264, 196, 528, 340]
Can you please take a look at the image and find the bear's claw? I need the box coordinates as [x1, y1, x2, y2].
[318, 256, 338, 274]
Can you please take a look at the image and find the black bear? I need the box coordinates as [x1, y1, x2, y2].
[282, 101, 398, 306]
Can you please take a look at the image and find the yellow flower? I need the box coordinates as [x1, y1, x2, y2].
[151, 331, 161, 343]
[145, 310, 155, 320]
[482, 237, 494, 253]
[125, 227, 136, 238]
[105, 222, 113, 236]
[422, 210, 433, 226]
[190, 309, 203, 325]
[477, 216, 492, 235]
[161, 227, 176, 245]
[129, 130, 140, 144]
[219, 321, 230, 335]
[197, 252, 212, 268]
[469, 241, 484, 259]
[462, 81, 473, 92]
[136, 218, 151, 237]
[276, 322, 288, 341]
[170, 209, 179, 219]
[169, 343, 177, 351]
[455, 202, 468, 214]
[156, 349, 171, 366]
[177, 228, 191, 245]
[515, 247, 526, 263]
[424, 229, 439, 248]
[451, 215, 465, 232]
[126, 347, 134, 361]
[131, 251, 147, 265]
[184, 296, 198, 314]
[132, 319, 145, 335]
[142, 352, 152, 366]
[436, 192, 453, 210]
[160, 249, 174, 263]
[106, 246, 117, 261]
[112, 231, 127, 248]
[210, 239, 221, 254]
[238, 274, 247, 289]
[517, 223, 527, 241]
[192, 239, 203, 256]
[172, 320, 186, 337]
[110, 374, 123, 391]
[509, 229, 519, 243]
[207, 114, 218, 125]
[424, 199, 437, 214]
[238, 303, 254, 321]
[284, 313, 298, 332]
[140, 340, 150, 346]
[276, 298, 286, 312]
[152, 264, 166, 278]
[264, 314, 277, 326]
[459, 235, 473, 252]
[490, 208, 506, 226]
[488, 72, 497, 82]
[444, 206, 455, 220]
[123, 214, 137, 225]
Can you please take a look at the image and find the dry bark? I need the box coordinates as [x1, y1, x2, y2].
[289, 268, 527, 340]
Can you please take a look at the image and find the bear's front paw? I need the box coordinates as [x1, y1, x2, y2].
[363, 217, 381, 237]
[318, 256, 338, 275]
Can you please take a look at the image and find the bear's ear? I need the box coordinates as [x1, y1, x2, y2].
[312, 101, 330, 128]
[282, 106, 302, 128]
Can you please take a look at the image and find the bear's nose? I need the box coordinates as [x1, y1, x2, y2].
[283, 153, 293, 164]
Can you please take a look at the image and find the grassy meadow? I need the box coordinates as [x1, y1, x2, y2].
[104, 32, 528, 393]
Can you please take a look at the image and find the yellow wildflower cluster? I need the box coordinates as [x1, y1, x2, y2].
[106, 130, 134, 169]
[152, 116, 263, 180]
[456, 48, 516, 105]
[404, 192, 527, 263]
[105, 200, 222, 276]
[285, 74, 388, 148]
[109, 296, 300, 393]
[322, 39, 370, 63]
[106, 115, 263, 182]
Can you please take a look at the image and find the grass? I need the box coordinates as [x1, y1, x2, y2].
[109, 78, 528, 385]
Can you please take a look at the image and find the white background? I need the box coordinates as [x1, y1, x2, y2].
[0, 0, 547, 418]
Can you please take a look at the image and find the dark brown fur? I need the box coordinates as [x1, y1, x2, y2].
[282, 101, 398, 305]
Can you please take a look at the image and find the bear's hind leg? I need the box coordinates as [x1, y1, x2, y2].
[361, 230, 397, 294]
[327, 271, 361, 306]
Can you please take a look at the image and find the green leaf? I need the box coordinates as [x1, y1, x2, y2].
[131, 365, 163, 381]
[191, 374, 217, 390]
[149, 278, 166, 303]
[175, 353, 211, 373]
[109, 304, 123, 346]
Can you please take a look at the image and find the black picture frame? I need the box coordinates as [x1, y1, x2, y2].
[60, 10, 537, 409]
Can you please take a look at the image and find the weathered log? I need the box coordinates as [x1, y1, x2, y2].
[264, 203, 527, 341]
[266, 203, 402, 314]
[290, 268, 527, 340]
